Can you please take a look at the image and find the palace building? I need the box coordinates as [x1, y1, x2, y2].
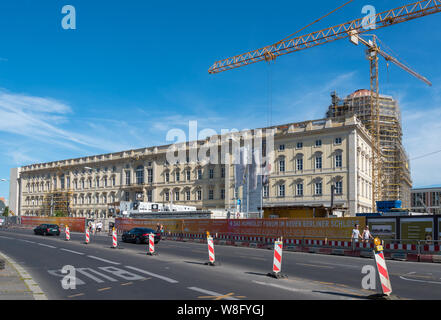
[9, 115, 373, 218]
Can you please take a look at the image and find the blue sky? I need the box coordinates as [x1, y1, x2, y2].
[0, 0, 440, 201]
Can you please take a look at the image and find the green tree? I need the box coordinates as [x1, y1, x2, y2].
[3, 207, 9, 217]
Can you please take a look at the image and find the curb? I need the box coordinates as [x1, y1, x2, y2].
[0, 251, 48, 300]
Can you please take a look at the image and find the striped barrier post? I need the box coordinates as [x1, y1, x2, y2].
[65, 225, 70, 241]
[373, 238, 392, 296]
[147, 233, 156, 256]
[204, 232, 216, 266]
[111, 228, 117, 248]
[85, 228, 90, 244]
[268, 238, 286, 279]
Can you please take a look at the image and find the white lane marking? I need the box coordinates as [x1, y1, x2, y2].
[87, 256, 120, 265]
[76, 268, 106, 283]
[400, 272, 441, 285]
[19, 239, 36, 244]
[0, 235, 13, 239]
[125, 266, 179, 284]
[187, 287, 239, 300]
[98, 266, 146, 281]
[60, 248, 84, 255]
[252, 280, 312, 293]
[38, 243, 57, 249]
[308, 261, 360, 269]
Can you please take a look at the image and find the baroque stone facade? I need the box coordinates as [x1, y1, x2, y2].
[9, 115, 373, 218]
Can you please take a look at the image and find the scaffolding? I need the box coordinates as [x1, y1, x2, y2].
[41, 190, 73, 216]
[326, 90, 412, 208]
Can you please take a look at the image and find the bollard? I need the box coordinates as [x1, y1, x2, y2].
[204, 231, 216, 266]
[147, 233, 157, 256]
[85, 228, 90, 244]
[267, 237, 287, 279]
[65, 225, 70, 241]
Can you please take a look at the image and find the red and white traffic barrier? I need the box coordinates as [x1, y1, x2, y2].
[147, 233, 156, 255]
[374, 248, 392, 296]
[205, 235, 215, 266]
[85, 228, 90, 244]
[65, 225, 70, 241]
[112, 228, 117, 248]
[268, 238, 286, 278]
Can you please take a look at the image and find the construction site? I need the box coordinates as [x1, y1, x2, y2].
[207, 0, 439, 213]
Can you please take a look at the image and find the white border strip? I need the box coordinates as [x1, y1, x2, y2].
[0, 251, 48, 300]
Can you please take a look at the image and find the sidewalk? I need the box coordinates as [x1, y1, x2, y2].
[0, 251, 47, 300]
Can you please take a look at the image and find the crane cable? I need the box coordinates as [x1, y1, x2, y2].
[275, 0, 356, 45]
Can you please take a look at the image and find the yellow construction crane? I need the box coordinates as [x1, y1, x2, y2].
[347, 31, 431, 209]
[208, 0, 440, 211]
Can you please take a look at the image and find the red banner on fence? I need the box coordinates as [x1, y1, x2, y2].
[21, 216, 86, 232]
[115, 217, 365, 240]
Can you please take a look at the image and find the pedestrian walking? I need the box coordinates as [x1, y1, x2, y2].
[351, 224, 362, 243]
[362, 225, 373, 243]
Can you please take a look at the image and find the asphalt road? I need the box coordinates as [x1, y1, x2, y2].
[0, 228, 440, 300]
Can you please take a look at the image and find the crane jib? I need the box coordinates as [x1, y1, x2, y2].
[208, 0, 441, 74]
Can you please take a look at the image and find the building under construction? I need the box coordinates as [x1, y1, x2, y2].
[326, 89, 412, 209]
[41, 191, 72, 216]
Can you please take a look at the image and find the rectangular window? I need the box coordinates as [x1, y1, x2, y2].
[165, 172, 169, 183]
[209, 168, 214, 179]
[315, 140, 322, 147]
[175, 191, 180, 201]
[296, 158, 303, 171]
[208, 189, 214, 200]
[186, 190, 190, 201]
[279, 144, 285, 151]
[279, 159, 285, 172]
[197, 190, 202, 201]
[315, 156, 322, 169]
[335, 154, 342, 168]
[296, 183, 303, 196]
[176, 171, 180, 182]
[125, 171, 131, 185]
[186, 170, 191, 181]
[147, 190, 153, 202]
[165, 192, 169, 202]
[335, 137, 342, 145]
[112, 176, 116, 186]
[263, 185, 269, 198]
[315, 182, 322, 195]
[147, 169, 153, 183]
[335, 181, 343, 194]
[278, 184, 285, 197]
[296, 142, 303, 149]
[221, 167, 225, 178]
[221, 189, 225, 200]
[198, 169, 203, 180]
[124, 192, 130, 202]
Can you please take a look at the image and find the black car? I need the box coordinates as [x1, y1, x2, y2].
[34, 224, 60, 236]
[122, 228, 161, 244]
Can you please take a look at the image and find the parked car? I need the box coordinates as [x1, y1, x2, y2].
[34, 224, 60, 236]
[122, 228, 161, 244]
